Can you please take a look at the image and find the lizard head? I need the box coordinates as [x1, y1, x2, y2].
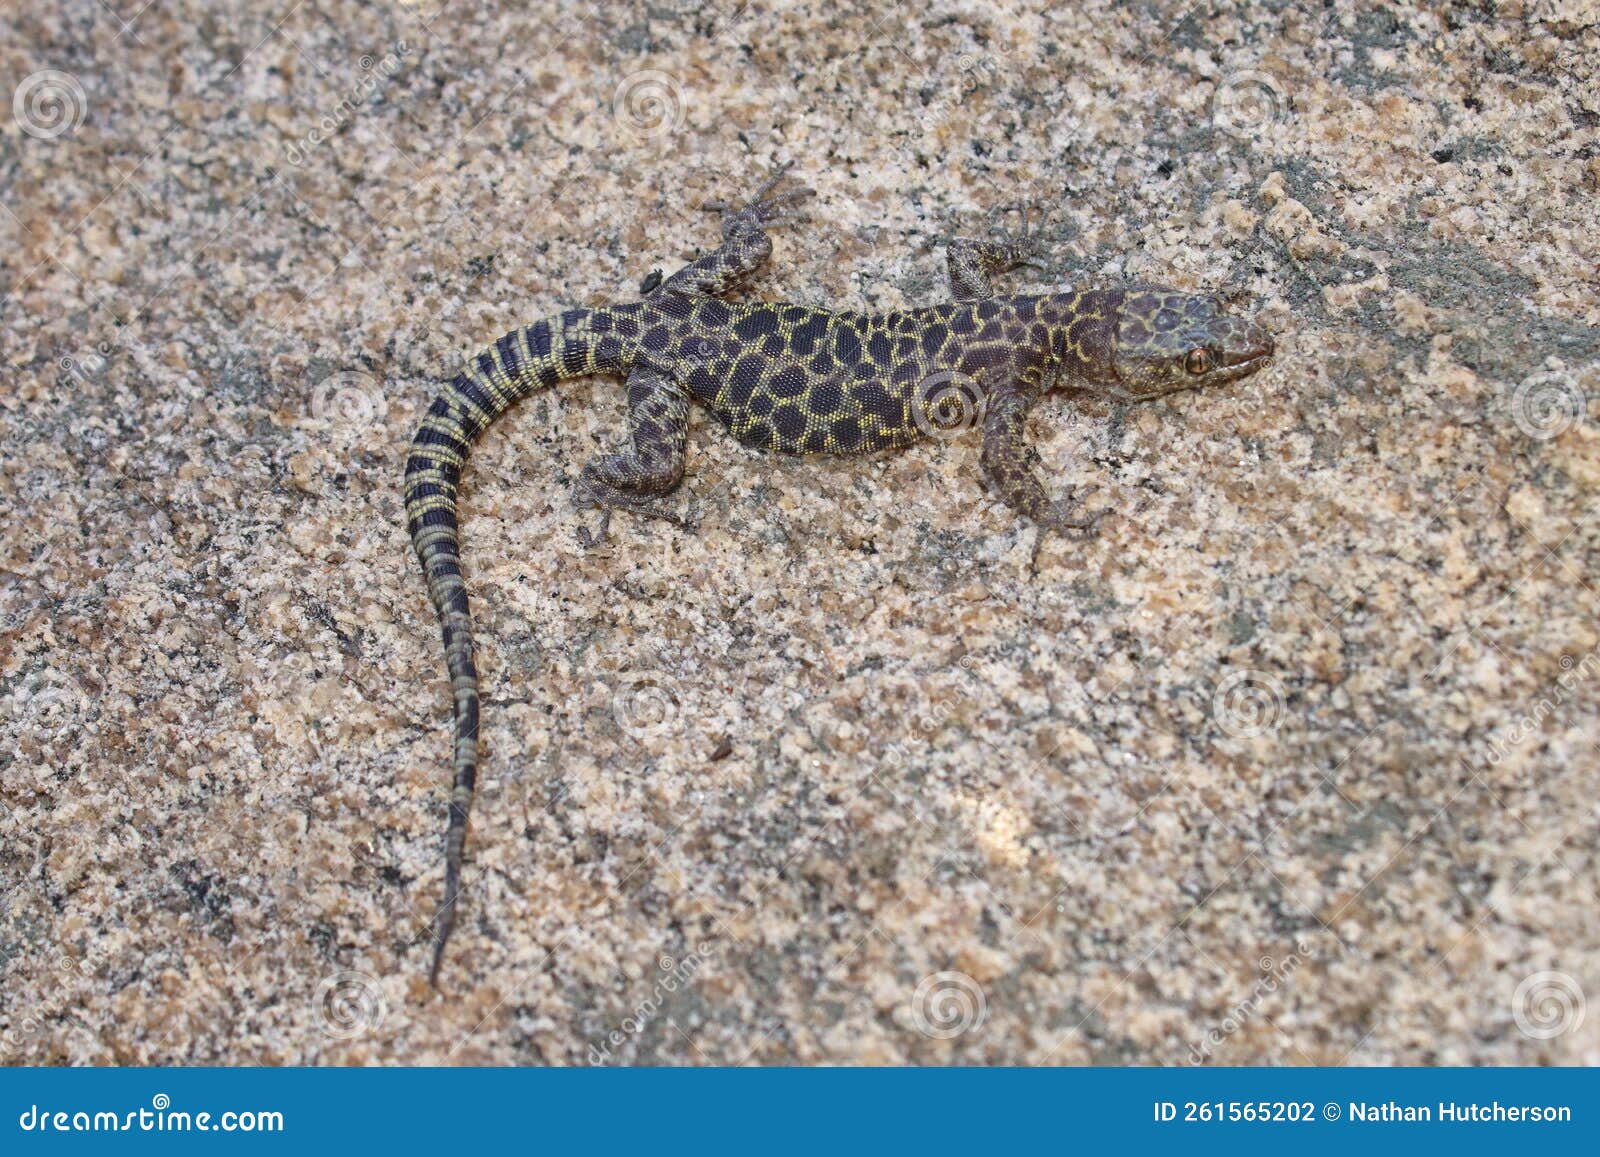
[1110, 291, 1274, 400]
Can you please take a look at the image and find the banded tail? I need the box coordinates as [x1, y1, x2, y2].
[403, 306, 624, 984]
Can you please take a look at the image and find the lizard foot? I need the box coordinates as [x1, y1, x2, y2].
[704, 160, 815, 237]
[1026, 488, 1108, 569]
[1038, 487, 1109, 540]
[952, 202, 1052, 274]
[574, 477, 695, 549]
[576, 507, 613, 551]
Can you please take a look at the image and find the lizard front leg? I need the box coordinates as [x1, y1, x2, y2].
[946, 206, 1047, 302]
[575, 367, 691, 546]
[980, 385, 1104, 538]
[660, 162, 814, 299]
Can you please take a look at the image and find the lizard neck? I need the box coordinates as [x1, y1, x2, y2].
[1037, 289, 1123, 388]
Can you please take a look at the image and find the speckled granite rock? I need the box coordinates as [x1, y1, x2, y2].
[2, 0, 1598, 1065]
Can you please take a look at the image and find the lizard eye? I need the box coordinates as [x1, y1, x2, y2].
[1185, 347, 1213, 375]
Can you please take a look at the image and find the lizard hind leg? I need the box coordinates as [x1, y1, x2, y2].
[575, 367, 693, 547]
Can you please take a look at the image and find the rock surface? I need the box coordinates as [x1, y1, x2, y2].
[2, 0, 1597, 1064]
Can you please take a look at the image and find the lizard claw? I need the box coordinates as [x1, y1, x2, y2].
[577, 508, 614, 550]
[714, 162, 815, 238]
[1039, 487, 1109, 540]
[574, 476, 695, 546]
[966, 201, 1053, 274]
[941, 200, 1054, 283]
[995, 202, 1052, 268]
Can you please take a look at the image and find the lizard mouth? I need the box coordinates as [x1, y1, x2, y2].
[1226, 329, 1276, 370]
[1211, 331, 1275, 384]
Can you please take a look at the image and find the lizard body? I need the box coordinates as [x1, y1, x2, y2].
[404, 167, 1275, 983]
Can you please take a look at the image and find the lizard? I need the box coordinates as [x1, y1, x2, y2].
[403, 163, 1276, 984]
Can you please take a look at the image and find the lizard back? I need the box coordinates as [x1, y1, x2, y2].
[628, 296, 1078, 454]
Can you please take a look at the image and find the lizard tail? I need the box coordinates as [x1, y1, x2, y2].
[403, 307, 624, 986]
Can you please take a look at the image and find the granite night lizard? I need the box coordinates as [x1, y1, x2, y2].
[403, 164, 1276, 983]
